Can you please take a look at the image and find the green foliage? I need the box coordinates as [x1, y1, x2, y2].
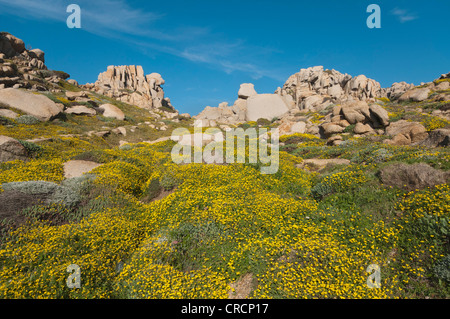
[17, 140, 43, 157]
[256, 118, 271, 126]
[343, 124, 356, 133]
[16, 115, 40, 125]
[434, 255, 450, 283]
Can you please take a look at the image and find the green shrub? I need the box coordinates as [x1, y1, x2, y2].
[16, 115, 40, 125]
[256, 118, 271, 126]
[434, 255, 450, 283]
[1, 181, 59, 195]
[0, 115, 15, 126]
[18, 140, 43, 157]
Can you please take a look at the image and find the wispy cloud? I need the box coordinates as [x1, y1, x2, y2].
[391, 8, 418, 23]
[0, 0, 283, 80]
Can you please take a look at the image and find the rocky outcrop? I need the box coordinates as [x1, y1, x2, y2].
[0, 88, 62, 121]
[385, 82, 415, 100]
[196, 83, 292, 125]
[88, 65, 175, 111]
[280, 66, 383, 111]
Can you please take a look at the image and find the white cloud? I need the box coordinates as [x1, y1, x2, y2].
[391, 8, 418, 23]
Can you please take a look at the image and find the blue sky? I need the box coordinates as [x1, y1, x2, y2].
[0, 0, 449, 114]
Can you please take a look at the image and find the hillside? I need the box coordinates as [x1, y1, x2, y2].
[0, 32, 449, 299]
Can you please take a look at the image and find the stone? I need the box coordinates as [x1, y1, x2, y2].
[29, 49, 45, 63]
[290, 121, 307, 134]
[246, 94, 290, 122]
[0, 108, 19, 119]
[238, 83, 257, 99]
[398, 88, 431, 102]
[67, 79, 79, 86]
[0, 88, 61, 121]
[99, 103, 125, 120]
[326, 135, 343, 146]
[321, 123, 345, 136]
[435, 81, 450, 91]
[385, 120, 428, 144]
[65, 105, 96, 116]
[63, 160, 102, 179]
[301, 95, 324, 110]
[380, 163, 450, 191]
[298, 158, 350, 170]
[385, 82, 414, 100]
[369, 103, 390, 127]
[0, 135, 28, 162]
[353, 123, 373, 134]
[65, 91, 88, 100]
[417, 129, 450, 147]
[341, 101, 370, 124]
[3, 33, 25, 54]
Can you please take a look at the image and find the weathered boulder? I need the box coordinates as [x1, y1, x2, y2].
[321, 123, 345, 136]
[353, 123, 373, 134]
[65, 105, 96, 116]
[29, 49, 45, 63]
[0, 88, 61, 121]
[0, 108, 19, 119]
[380, 163, 450, 191]
[384, 120, 428, 145]
[0, 135, 28, 162]
[246, 94, 290, 122]
[238, 83, 257, 99]
[398, 88, 431, 102]
[369, 103, 390, 127]
[65, 91, 88, 100]
[99, 103, 125, 120]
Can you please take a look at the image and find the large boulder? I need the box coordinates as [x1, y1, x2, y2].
[338, 101, 371, 124]
[99, 103, 125, 120]
[0, 135, 28, 163]
[398, 88, 431, 102]
[380, 163, 450, 191]
[0, 109, 19, 119]
[238, 83, 257, 99]
[369, 103, 390, 127]
[29, 49, 45, 63]
[3, 33, 25, 54]
[65, 105, 96, 116]
[0, 32, 20, 57]
[246, 94, 290, 122]
[384, 120, 428, 145]
[321, 122, 345, 136]
[0, 88, 62, 121]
